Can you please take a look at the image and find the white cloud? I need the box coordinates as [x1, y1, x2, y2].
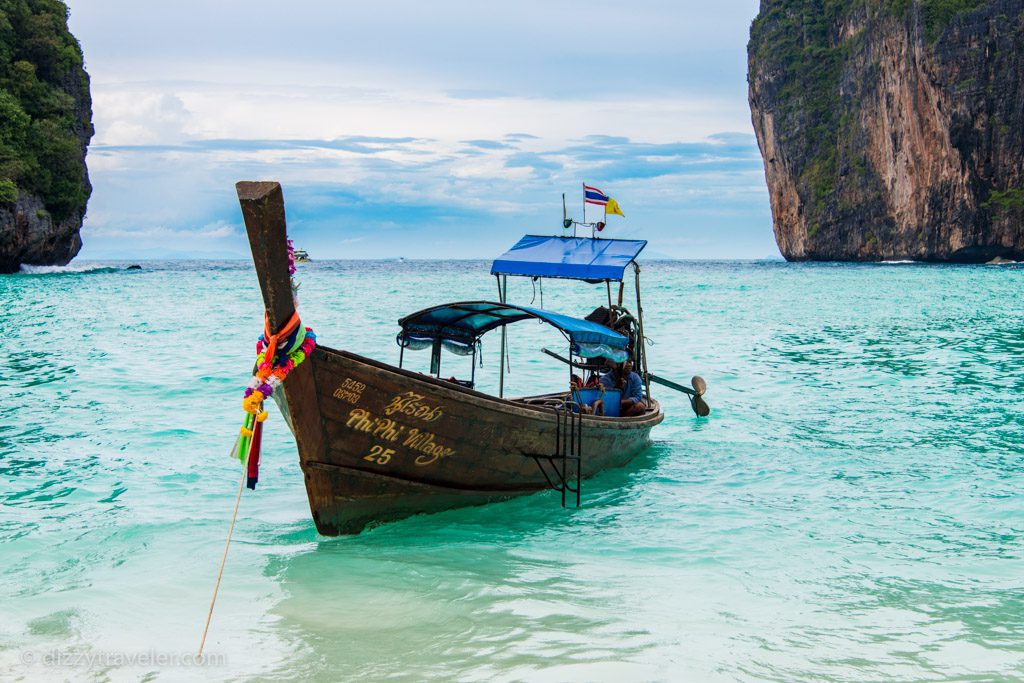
[88, 79, 748, 149]
[86, 220, 239, 241]
[93, 92, 193, 145]
[65, 1, 776, 260]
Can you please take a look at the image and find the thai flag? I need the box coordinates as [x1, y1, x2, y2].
[584, 184, 609, 206]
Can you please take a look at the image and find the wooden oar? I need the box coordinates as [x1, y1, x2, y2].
[648, 373, 711, 417]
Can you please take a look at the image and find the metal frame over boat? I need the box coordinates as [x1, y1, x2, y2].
[238, 181, 695, 536]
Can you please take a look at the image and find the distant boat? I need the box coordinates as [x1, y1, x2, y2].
[236, 181, 708, 535]
[293, 249, 310, 262]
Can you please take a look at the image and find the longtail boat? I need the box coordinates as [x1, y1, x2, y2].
[237, 181, 708, 535]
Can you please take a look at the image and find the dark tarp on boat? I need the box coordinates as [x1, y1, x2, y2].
[397, 301, 628, 348]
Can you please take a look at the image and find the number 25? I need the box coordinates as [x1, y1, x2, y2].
[363, 445, 395, 465]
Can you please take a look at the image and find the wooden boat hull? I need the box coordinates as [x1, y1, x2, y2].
[277, 346, 663, 535]
[236, 181, 664, 536]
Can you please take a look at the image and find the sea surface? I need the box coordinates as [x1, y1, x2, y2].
[1, 259, 1022, 682]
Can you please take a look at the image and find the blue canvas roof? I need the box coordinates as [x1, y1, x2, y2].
[491, 235, 647, 282]
[398, 301, 628, 349]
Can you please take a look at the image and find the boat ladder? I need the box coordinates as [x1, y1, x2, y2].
[528, 403, 583, 507]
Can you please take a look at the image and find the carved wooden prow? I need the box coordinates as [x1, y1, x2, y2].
[235, 182, 329, 514]
[237, 181, 295, 332]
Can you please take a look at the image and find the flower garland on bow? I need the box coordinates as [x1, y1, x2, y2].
[234, 238, 316, 489]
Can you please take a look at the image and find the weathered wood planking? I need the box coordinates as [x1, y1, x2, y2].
[295, 347, 661, 533]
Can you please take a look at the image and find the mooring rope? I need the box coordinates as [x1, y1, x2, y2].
[197, 449, 250, 657]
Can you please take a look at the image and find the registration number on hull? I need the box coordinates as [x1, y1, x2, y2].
[339, 382, 457, 467]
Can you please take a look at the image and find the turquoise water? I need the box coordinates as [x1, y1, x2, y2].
[1, 259, 1023, 681]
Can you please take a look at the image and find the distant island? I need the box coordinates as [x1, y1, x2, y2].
[0, 0, 92, 273]
[748, 0, 1024, 262]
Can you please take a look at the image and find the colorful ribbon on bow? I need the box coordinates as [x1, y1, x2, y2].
[235, 312, 317, 489]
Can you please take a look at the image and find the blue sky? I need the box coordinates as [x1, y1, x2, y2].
[65, 0, 776, 260]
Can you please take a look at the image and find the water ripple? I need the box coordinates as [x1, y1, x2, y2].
[0, 261, 1022, 680]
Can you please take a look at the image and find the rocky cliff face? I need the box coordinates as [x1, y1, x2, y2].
[0, 192, 83, 270]
[748, 1, 1024, 262]
[0, 1, 93, 273]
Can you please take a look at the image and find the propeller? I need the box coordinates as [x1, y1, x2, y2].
[647, 372, 711, 417]
[689, 376, 710, 417]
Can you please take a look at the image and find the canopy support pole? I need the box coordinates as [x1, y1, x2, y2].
[633, 262, 651, 401]
[606, 281, 612, 309]
[499, 275, 508, 398]
[430, 338, 442, 377]
[567, 340, 573, 391]
[617, 281, 624, 307]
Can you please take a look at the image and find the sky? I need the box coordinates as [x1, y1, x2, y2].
[64, 0, 776, 260]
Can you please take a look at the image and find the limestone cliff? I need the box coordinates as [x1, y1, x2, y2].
[748, 0, 1024, 262]
[0, 0, 93, 273]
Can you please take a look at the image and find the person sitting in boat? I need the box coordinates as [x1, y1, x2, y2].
[599, 359, 647, 417]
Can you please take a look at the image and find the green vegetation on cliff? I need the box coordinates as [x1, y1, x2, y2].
[982, 187, 1024, 211]
[0, 0, 91, 219]
[892, 0, 986, 42]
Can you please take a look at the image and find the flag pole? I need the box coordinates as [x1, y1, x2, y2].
[581, 182, 586, 235]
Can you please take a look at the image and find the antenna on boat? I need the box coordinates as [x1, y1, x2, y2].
[581, 182, 586, 235]
[562, 193, 576, 235]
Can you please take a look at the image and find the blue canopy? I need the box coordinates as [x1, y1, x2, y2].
[491, 235, 647, 282]
[398, 301, 628, 349]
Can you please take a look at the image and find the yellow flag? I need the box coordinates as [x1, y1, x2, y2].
[606, 197, 625, 217]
